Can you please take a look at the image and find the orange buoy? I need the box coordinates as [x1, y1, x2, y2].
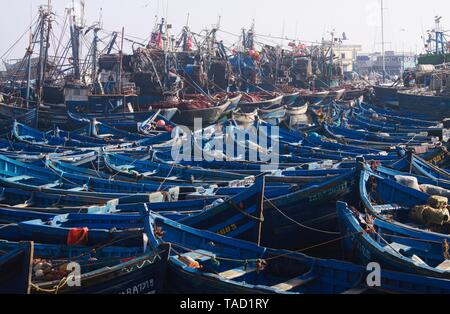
[156, 120, 166, 127]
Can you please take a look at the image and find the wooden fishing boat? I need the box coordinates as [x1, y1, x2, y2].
[0, 240, 170, 294]
[221, 93, 243, 114]
[257, 104, 286, 120]
[323, 124, 437, 149]
[347, 113, 443, 138]
[12, 122, 105, 148]
[231, 109, 258, 124]
[0, 241, 33, 294]
[355, 102, 440, 127]
[67, 110, 177, 133]
[0, 102, 37, 127]
[12, 121, 173, 149]
[338, 201, 450, 279]
[286, 99, 309, 116]
[352, 106, 441, 128]
[326, 88, 346, 102]
[373, 85, 410, 105]
[143, 209, 450, 294]
[101, 151, 247, 184]
[0, 154, 191, 200]
[398, 90, 450, 121]
[391, 153, 450, 181]
[342, 87, 366, 101]
[281, 91, 301, 106]
[238, 93, 284, 112]
[302, 90, 329, 106]
[151, 97, 231, 126]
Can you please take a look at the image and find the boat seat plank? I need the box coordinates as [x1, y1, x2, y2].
[341, 286, 369, 294]
[181, 250, 215, 263]
[219, 267, 257, 280]
[12, 203, 31, 209]
[119, 165, 135, 171]
[436, 260, 450, 271]
[271, 274, 317, 292]
[96, 134, 114, 139]
[372, 204, 403, 213]
[67, 187, 86, 192]
[141, 171, 157, 176]
[39, 183, 61, 189]
[5, 175, 33, 183]
[384, 242, 411, 253]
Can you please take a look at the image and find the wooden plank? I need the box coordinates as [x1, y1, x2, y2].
[436, 260, 450, 271]
[271, 275, 317, 292]
[5, 175, 33, 183]
[341, 286, 369, 294]
[219, 267, 256, 280]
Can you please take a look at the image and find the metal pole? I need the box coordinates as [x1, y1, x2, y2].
[118, 27, 125, 95]
[25, 26, 33, 108]
[92, 27, 99, 92]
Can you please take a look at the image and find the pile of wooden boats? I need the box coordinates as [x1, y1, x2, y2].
[0, 97, 450, 295]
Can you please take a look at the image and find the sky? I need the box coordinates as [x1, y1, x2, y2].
[0, 0, 449, 64]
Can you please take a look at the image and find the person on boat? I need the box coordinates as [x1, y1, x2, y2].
[107, 73, 116, 94]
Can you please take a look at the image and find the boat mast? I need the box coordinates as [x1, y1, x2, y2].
[25, 25, 33, 109]
[381, 0, 386, 83]
[42, 0, 52, 86]
[36, 6, 46, 103]
[118, 27, 125, 95]
[69, 1, 81, 81]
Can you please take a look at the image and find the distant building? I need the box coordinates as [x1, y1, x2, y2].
[355, 51, 417, 77]
[336, 44, 363, 72]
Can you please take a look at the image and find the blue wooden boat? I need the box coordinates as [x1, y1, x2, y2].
[168, 99, 232, 126]
[67, 109, 178, 131]
[102, 151, 247, 184]
[303, 90, 329, 106]
[286, 99, 308, 116]
[0, 212, 145, 246]
[142, 209, 450, 294]
[222, 93, 244, 114]
[0, 138, 67, 153]
[354, 104, 441, 128]
[0, 171, 351, 252]
[398, 90, 450, 121]
[13, 121, 174, 149]
[346, 114, 444, 139]
[376, 165, 450, 190]
[238, 93, 284, 112]
[0, 154, 190, 200]
[45, 155, 196, 187]
[0, 102, 37, 127]
[12, 122, 101, 148]
[323, 124, 436, 149]
[281, 91, 301, 106]
[338, 201, 450, 279]
[358, 165, 450, 241]
[357, 102, 439, 125]
[372, 85, 409, 105]
[29, 241, 170, 294]
[0, 176, 265, 243]
[0, 241, 33, 294]
[391, 153, 450, 182]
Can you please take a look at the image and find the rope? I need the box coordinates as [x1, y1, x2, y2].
[0, 223, 19, 230]
[228, 200, 264, 222]
[264, 196, 341, 235]
[168, 231, 360, 265]
[30, 276, 70, 294]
